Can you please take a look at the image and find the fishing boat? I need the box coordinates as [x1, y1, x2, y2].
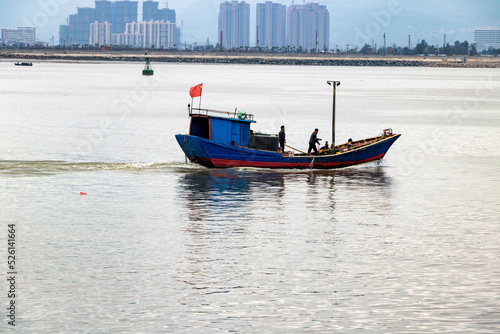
[175, 81, 400, 169]
[142, 53, 154, 75]
[14, 62, 33, 66]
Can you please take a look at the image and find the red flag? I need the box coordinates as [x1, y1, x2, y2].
[189, 83, 203, 98]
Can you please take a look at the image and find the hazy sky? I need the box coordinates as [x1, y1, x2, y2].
[1, 0, 499, 47]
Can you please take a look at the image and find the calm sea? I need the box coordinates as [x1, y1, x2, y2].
[1, 60, 499, 333]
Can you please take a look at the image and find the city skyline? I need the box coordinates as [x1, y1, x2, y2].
[58, 1, 181, 48]
[57, 0, 333, 51]
[1, 0, 500, 49]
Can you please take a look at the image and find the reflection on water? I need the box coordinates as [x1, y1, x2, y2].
[171, 166, 401, 332]
[178, 166, 392, 222]
[179, 169, 284, 223]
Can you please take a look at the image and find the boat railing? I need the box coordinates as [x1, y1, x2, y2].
[189, 107, 254, 121]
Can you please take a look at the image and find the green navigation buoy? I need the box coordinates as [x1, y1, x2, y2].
[142, 53, 154, 75]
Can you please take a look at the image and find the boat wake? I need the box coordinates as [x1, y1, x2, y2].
[0, 160, 389, 178]
[0, 160, 204, 175]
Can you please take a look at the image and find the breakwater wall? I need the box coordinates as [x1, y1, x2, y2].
[1, 51, 498, 68]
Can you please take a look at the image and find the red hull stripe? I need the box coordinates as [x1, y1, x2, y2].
[210, 153, 387, 169]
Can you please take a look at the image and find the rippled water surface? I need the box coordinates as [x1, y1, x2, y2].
[1, 61, 500, 333]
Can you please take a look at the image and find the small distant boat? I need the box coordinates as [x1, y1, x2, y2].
[175, 81, 400, 169]
[142, 53, 154, 75]
[15, 62, 32, 66]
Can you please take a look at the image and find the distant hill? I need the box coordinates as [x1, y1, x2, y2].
[177, 1, 219, 47]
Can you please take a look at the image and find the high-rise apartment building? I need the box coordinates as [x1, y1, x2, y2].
[158, 7, 176, 23]
[114, 1, 138, 34]
[90, 21, 112, 46]
[63, 6, 96, 45]
[143, 1, 159, 21]
[95, 0, 139, 33]
[118, 20, 179, 49]
[256, 1, 286, 49]
[69, 7, 96, 45]
[143, 1, 176, 23]
[59, 25, 70, 46]
[61, 1, 138, 45]
[474, 28, 500, 51]
[287, 3, 329, 52]
[95, 1, 113, 24]
[1, 27, 36, 45]
[218, 1, 250, 49]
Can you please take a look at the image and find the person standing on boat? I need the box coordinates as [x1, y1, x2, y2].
[308, 129, 321, 155]
[278, 125, 286, 152]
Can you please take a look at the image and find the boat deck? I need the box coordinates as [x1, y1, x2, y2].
[288, 129, 395, 157]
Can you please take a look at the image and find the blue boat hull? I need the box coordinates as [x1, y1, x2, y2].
[175, 134, 401, 169]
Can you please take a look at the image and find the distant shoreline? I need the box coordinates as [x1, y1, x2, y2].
[1, 49, 499, 68]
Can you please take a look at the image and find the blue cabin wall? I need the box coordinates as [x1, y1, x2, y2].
[211, 118, 250, 147]
[211, 118, 231, 144]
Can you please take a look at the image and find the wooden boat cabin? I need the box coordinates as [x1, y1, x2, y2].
[188, 106, 279, 151]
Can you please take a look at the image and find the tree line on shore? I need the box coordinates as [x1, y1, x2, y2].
[359, 40, 499, 56]
[1, 39, 499, 56]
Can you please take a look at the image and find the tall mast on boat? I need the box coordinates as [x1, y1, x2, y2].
[327, 81, 341, 149]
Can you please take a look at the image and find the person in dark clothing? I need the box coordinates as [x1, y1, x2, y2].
[319, 141, 331, 154]
[308, 128, 321, 155]
[278, 125, 286, 152]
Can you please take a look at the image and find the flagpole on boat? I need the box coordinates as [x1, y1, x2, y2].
[327, 81, 341, 149]
[186, 101, 191, 164]
[198, 83, 203, 110]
